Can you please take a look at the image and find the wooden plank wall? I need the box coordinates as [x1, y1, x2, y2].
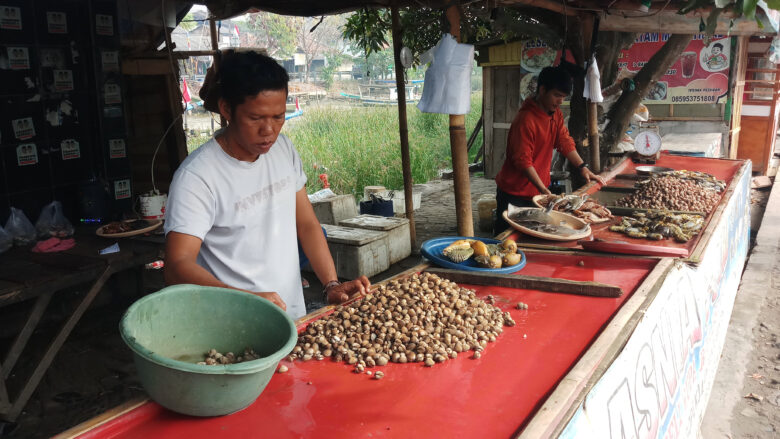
[484, 66, 523, 178]
[730, 36, 748, 159]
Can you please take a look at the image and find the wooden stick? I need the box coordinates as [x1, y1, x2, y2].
[425, 268, 623, 298]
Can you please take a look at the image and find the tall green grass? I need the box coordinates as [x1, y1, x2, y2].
[285, 94, 483, 199]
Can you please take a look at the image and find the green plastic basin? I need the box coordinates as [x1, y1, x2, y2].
[119, 284, 297, 416]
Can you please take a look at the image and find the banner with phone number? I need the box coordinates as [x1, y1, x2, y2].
[619, 33, 730, 104]
[518, 34, 731, 105]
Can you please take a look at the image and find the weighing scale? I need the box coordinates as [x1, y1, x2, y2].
[631, 130, 662, 164]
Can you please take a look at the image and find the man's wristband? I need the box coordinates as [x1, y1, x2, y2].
[322, 280, 341, 301]
[578, 162, 589, 170]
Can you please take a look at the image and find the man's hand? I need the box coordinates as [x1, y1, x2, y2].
[248, 291, 287, 311]
[581, 167, 605, 185]
[540, 187, 553, 195]
[325, 276, 371, 304]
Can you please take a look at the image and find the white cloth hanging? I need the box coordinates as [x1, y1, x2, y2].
[583, 56, 604, 103]
[417, 34, 474, 115]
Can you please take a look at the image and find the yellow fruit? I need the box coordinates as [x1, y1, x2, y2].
[502, 253, 522, 266]
[470, 241, 489, 257]
[500, 239, 517, 254]
[488, 255, 502, 269]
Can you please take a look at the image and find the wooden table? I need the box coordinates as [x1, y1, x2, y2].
[0, 233, 162, 422]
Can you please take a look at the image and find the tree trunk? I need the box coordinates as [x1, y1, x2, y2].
[596, 31, 636, 90]
[601, 34, 693, 158]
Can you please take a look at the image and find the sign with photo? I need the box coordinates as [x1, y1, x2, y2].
[95, 14, 113, 36]
[0, 6, 22, 30]
[104, 83, 121, 104]
[101, 50, 119, 71]
[617, 34, 731, 104]
[520, 38, 559, 73]
[12, 117, 35, 140]
[114, 179, 131, 200]
[109, 138, 126, 158]
[16, 143, 38, 166]
[61, 139, 80, 160]
[53, 69, 74, 92]
[8, 47, 30, 70]
[47, 11, 67, 34]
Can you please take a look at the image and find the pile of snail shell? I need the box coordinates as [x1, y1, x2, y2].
[289, 272, 515, 373]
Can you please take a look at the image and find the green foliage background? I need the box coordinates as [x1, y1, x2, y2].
[284, 94, 483, 199]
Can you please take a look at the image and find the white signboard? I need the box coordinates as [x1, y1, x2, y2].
[61, 139, 80, 160]
[95, 14, 113, 36]
[114, 179, 131, 200]
[47, 11, 67, 34]
[109, 138, 126, 158]
[0, 6, 21, 30]
[16, 143, 38, 166]
[560, 165, 751, 439]
[12, 117, 35, 140]
[53, 69, 74, 91]
[8, 47, 30, 70]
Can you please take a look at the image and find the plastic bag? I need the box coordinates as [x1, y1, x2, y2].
[632, 104, 649, 122]
[5, 207, 37, 246]
[35, 201, 74, 239]
[417, 34, 474, 115]
[770, 36, 780, 65]
[0, 225, 11, 254]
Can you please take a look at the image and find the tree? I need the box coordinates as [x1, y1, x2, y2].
[296, 16, 345, 82]
[245, 12, 298, 58]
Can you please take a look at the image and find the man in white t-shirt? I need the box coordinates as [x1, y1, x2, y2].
[164, 51, 369, 320]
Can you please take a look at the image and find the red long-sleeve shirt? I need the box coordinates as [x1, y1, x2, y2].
[495, 97, 576, 198]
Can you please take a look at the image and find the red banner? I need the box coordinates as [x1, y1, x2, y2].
[517, 35, 731, 105]
[618, 33, 731, 104]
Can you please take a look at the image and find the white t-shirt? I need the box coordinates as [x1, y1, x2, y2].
[164, 134, 308, 319]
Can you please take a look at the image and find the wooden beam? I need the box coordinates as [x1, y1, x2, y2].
[425, 268, 624, 297]
[600, 10, 773, 35]
[498, 0, 578, 16]
[391, 4, 417, 249]
[446, 4, 474, 237]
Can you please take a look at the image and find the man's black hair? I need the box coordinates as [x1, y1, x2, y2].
[537, 66, 572, 95]
[218, 50, 288, 114]
[712, 43, 724, 50]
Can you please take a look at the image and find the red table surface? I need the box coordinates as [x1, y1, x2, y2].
[513, 154, 745, 256]
[76, 254, 657, 439]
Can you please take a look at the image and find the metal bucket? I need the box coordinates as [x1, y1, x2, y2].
[139, 191, 167, 219]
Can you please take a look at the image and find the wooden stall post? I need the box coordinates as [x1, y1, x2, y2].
[446, 5, 474, 237]
[209, 14, 226, 127]
[391, 5, 417, 248]
[581, 13, 601, 173]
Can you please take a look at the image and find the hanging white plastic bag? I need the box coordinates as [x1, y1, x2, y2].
[5, 207, 36, 246]
[35, 200, 74, 239]
[0, 225, 11, 254]
[417, 34, 475, 115]
[583, 56, 604, 103]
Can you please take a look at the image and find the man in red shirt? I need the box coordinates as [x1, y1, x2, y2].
[494, 66, 604, 235]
